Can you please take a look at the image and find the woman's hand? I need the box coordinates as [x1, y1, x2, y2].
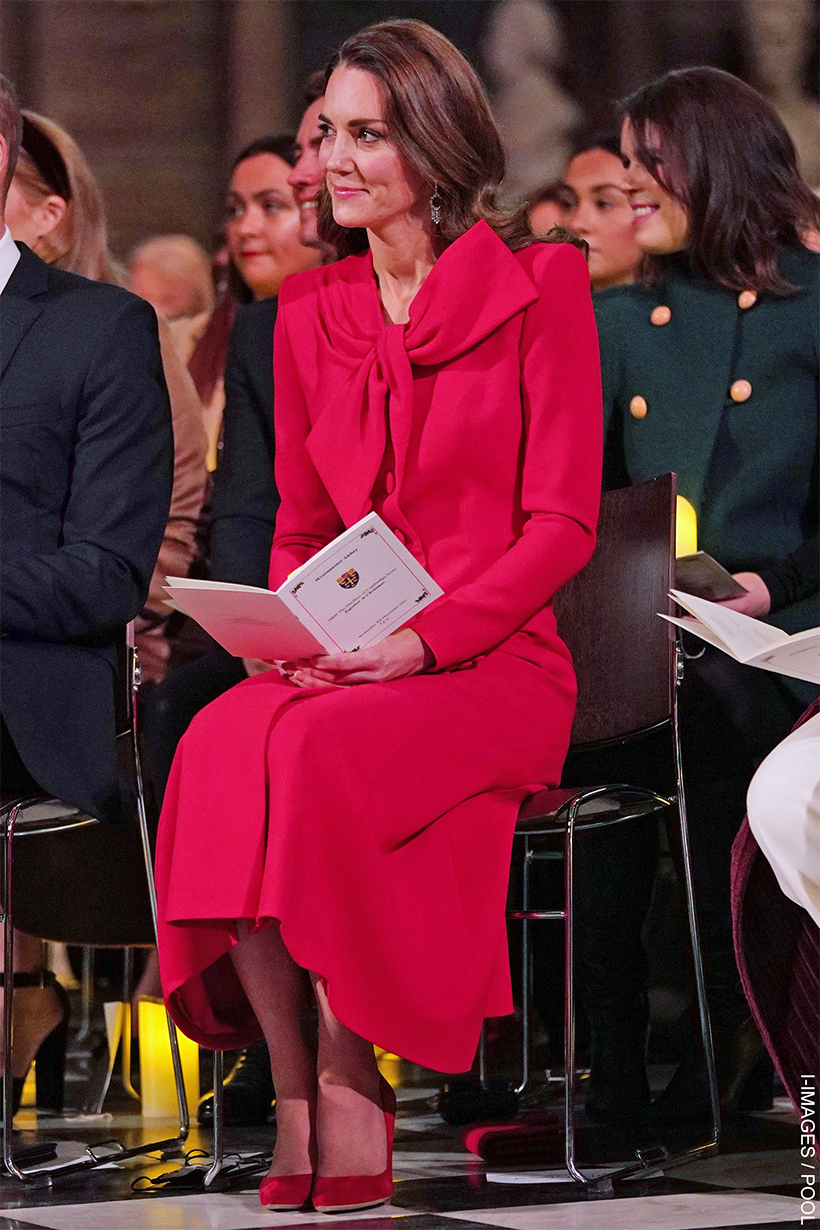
[715, 572, 771, 617]
[280, 628, 429, 689]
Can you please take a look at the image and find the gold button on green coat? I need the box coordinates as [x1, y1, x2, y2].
[738, 290, 757, 310]
[650, 305, 671, 326]
[629, 395, 648, 419]
[730, 379, 752, 402]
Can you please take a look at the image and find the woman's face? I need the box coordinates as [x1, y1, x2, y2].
[225, 153, 318, 299]
[620, 120, 690, 256]
[561, 148, 641, 290]
[319, 65, 425, 237]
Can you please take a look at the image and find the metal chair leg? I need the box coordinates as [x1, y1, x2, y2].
[672, 645, 720, 1149]
[3, 802, 22, 1180]
[516, 837, 532, 1097]
[131, 673, 189, 1142]
[204, 1050, 226, 1187]
[563, 798, 589, 1186]
[77, 947, 94, 1042]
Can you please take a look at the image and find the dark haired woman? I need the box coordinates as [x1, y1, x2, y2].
[155, 18, 601, 1212]
[176, 132, 320, 471]
[593, 65, 818, 1122]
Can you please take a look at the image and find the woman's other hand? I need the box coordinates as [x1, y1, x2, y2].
[716, 572, 772, 617]
[281, 629, 430, 688]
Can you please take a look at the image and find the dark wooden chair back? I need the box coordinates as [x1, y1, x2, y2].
[553, 474, 676, 748]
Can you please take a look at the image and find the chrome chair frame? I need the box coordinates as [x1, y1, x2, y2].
[508, 644, 719, 1192]
[489, 476, 720, 1192]
[0, 629, 190, 1182]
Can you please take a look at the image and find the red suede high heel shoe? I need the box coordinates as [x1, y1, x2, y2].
[311, 1074, 396, 1214]
[258, 1171, 314, 1211]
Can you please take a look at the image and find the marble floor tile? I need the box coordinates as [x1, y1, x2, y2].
[675, 1150, 802, 1191]
[0, 1192, 421, 1230]
[390, 1173, 710, 1213]
[441, 1191, 816, 1229]
[393, 1153, 485, 1181]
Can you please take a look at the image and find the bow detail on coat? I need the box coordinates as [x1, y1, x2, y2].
[305, 221, 540, 529]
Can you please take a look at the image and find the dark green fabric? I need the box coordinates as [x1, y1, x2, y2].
[596, 245, 819, 639]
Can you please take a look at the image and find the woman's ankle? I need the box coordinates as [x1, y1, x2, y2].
[268, 1095, 315, 1176]
[316, 1077, 388, 1177]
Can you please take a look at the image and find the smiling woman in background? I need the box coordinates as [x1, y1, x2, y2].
[591, 66, 819, 1124]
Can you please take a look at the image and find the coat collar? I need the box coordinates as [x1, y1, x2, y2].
[305, 221, 540, 527]
[1, 244, 48, 379]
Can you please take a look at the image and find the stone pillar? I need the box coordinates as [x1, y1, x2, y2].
[486, 0, 581, 204]
[3, 0, 229, 255]
[227, 0, 298, 156]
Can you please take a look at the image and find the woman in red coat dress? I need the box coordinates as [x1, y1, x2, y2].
[155, 19, 602, 1213]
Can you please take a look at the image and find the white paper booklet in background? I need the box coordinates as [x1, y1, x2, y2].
[164, 512, 443, 662]
[660, 589, 820, 684]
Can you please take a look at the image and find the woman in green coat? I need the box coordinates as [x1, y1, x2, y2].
[588, 66, 819, 1125]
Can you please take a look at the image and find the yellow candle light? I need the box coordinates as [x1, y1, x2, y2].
[138, 998, 199, 1119]
[676, 496, 698, 558]
[375, 1045, 402, 1089]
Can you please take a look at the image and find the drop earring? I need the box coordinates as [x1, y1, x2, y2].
[430, 183, 443, 227]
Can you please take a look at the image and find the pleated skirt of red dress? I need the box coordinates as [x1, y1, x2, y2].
[154, 644, 575, 1074]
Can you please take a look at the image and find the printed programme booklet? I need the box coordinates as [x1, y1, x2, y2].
[661, 589, 820, 684]
[164, 512, 443, 661]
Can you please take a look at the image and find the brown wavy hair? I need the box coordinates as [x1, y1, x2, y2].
[317, 19, 540, 258]
[621, 67, 820, 296]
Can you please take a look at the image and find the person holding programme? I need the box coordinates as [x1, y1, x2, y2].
[155, 18, 601, 1214]
[0, 75, 172, 1114]
[594, 66, 819, 1120]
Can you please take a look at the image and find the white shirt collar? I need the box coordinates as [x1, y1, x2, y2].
[0, 226, 21, 296]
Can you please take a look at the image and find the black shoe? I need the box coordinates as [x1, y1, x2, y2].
[198, 1040, 274, 1126]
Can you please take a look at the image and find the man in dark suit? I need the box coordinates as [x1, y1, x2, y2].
[0, 74, 173, 827]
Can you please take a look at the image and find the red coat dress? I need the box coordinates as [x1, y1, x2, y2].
[155, 221, 602, 1073]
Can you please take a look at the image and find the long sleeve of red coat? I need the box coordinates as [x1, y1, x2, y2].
[409, 244, 601, 668]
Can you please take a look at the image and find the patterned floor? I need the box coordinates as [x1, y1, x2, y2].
[0, 1083, 816, 1230]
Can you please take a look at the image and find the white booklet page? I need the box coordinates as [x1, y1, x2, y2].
[164, 512, 443, 661]
[660, 589, 820, 684]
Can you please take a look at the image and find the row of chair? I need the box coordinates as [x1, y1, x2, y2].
[0, 473, 719, 1192]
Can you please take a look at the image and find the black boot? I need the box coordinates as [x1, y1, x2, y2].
[198, 1040, 274, 1126]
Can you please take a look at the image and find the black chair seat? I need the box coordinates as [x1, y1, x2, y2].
[517, 785, 672, 833]
[1, 793, 94, 837]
